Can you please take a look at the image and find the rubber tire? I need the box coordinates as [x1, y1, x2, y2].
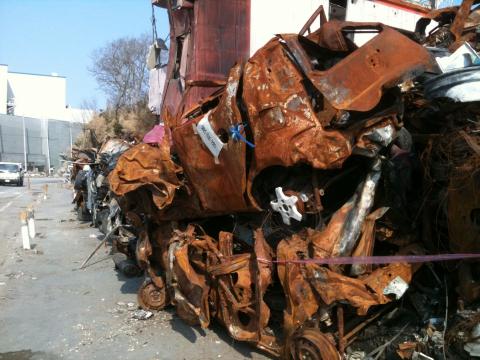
[17, 178, 23, 187]
[137, 280, 168, 311]
[112, 253, 141, 277]
[77, 204, 91, 222]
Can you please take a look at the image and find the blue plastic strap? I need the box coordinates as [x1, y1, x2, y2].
[229, 123, 255, 148]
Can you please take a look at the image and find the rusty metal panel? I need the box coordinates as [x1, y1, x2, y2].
[172, 64, 252, 213]
[161, 79, 183, 126]
[161, 0, 251, 122]
[189, 0, 250, 83]
[309, 24, 436, 111]
[242, 37, 352, 174]
[108, 142, 182, 210]
[160, 6, 192, 125]
[152, 0, 168, 8]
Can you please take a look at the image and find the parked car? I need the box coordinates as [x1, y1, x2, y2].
[0, 162, 24, 186]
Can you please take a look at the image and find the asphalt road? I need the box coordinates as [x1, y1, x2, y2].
[0, 179, 270, 360]
[0, 178, 62, 268]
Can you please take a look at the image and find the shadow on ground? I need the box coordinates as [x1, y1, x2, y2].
[113, 267, 272, 359]
[116, 271, 143, 294]
[0, 350, 60, 360]
[167, 307, 274, 359]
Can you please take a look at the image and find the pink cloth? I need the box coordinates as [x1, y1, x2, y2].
[143, 125, 166, 144]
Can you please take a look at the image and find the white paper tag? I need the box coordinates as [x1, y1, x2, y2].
[383, 276, 409, 300]
[196, 111, 224, 161]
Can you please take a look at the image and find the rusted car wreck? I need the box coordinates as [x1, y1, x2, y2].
[94, 1, 480, 359]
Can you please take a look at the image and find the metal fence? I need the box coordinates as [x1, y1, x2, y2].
[0, 114, 83, 172]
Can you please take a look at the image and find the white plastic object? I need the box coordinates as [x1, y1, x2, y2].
[270, 187, 302, 225]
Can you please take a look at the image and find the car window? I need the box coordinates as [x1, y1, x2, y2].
[0, 164, 19, 172]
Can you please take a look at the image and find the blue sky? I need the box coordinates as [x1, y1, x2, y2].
[0, 0, 169, 109]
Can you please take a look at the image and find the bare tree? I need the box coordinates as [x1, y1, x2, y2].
[89, 34, 150, 113]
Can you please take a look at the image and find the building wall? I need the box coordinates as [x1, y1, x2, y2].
[250, 0, 329, 55]
[7, 72, 67, 120]
[0, 65, 8, 115]
[346, 0, 428, 45]
[249, 0, 431, 55]
[0, 114, 83, 172]
[347, 0, 425, 28]
[48, 119, 83, 169]
[0, 115, 26, 165]
[0, 65, 93, 122]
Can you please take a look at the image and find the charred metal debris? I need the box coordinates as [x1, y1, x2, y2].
[71, 2, 480, 359]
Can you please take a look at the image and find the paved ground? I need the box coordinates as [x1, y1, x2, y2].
[0, 178, 270, 360]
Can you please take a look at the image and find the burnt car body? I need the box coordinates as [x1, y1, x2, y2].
[106, 9, 445, 357]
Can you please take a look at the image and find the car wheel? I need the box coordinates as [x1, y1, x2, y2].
[77, 204, 91, 222]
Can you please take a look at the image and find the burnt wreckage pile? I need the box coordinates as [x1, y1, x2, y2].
[72, 140, 132, 226]
[73, 2, 480, 359]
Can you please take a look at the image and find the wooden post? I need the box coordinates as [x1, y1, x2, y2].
[20, 211, 30, 250]
[27, 206, 35, 239]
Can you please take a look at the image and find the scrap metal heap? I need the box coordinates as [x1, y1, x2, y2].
[70, 147, 97, 220]
[75, 2, 480, 359]
[72, 139, 133, 228]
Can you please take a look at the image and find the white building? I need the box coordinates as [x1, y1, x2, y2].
[250, 0, 434, 55]
[0, 64, 92, 123]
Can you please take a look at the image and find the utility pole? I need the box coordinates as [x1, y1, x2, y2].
[22, 116, 27, 171]
[45, 119, 51, 176]
[0, 124, 4, 157]
[69, 119, 73, 159]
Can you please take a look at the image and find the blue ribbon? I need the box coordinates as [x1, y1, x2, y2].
[230, 123, 255, 148]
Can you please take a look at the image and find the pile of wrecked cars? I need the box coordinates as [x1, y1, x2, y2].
[72, 2, 480, 359]
[72, 139, 131, 228]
